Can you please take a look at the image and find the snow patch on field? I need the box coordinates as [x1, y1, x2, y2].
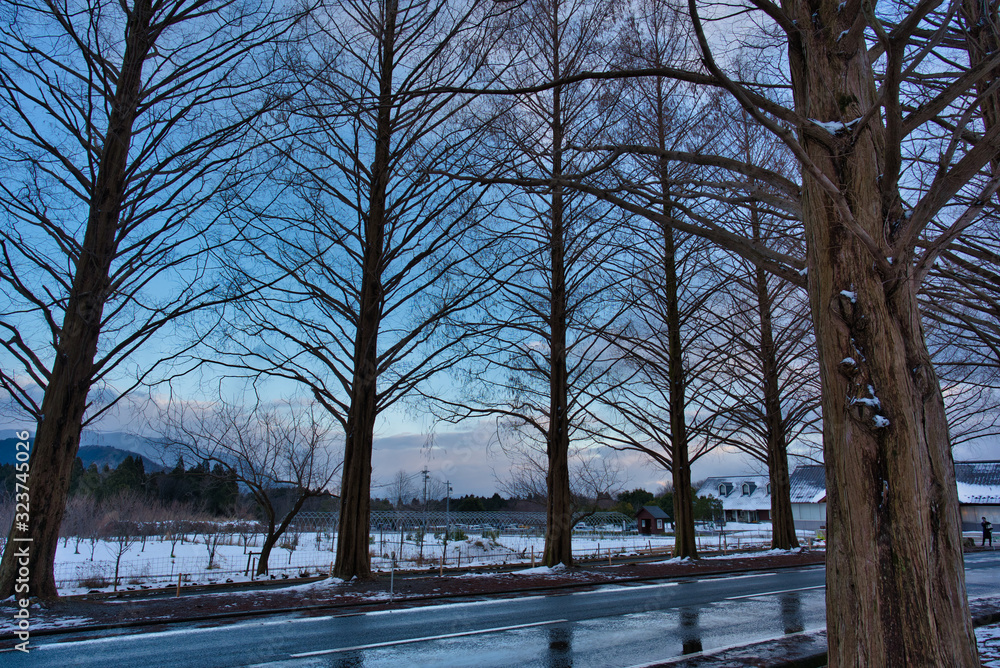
[654, 556, 693, 565]
[512, 564, 567, 576]
[703, 548, 809, 560]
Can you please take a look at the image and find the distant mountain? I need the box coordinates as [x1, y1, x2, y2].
[75, 445, 165, 473]
[0, 438, 31, 466]
[0, 436, 164, 473]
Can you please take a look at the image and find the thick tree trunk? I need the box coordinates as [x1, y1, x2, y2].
[334, 410, 376, 578]
[257, 531, 279, 576]
[670, 458, 696, 557]
[543, 75, 574, 568]
[0, 0, 152, 599]
[333, 0, 396, 581]
[765, 431, 798, 550]
[785, 0, 978, 662]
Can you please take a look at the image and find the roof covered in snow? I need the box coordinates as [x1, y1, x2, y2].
[788, 465, 827, 504]
[784, 462, 1000, 506]
[955, 461, 1000, 505]
[695, 476, 771, 511]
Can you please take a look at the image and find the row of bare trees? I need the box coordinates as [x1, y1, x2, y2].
[2, 0, 999, 662]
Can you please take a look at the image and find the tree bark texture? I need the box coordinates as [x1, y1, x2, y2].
[784, 0, 978, 662]
[543, 73, 574, 568]
[333, 0, 396, 581]
[0, 0, 153, 599]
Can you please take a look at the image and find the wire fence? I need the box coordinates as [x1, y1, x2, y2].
[54, 525, 818, 591]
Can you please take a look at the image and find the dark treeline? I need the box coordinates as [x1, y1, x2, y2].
[1, 456, 335, 520]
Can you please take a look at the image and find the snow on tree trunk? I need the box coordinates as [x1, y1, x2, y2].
[786, 0, 978, 660]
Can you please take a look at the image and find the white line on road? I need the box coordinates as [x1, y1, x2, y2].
[362, 594, 547, 616]
[569, 582, 680, 595]
[724, 584, 824, 600]
[289, 619, 570, 657]
[694, 572, 776, 583]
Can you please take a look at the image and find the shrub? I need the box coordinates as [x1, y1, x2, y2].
[79, 575, 110, 589]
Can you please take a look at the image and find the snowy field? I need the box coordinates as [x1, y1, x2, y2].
[44, 522, 819, 596]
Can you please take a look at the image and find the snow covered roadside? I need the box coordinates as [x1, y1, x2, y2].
[978, 624, 1000, 667]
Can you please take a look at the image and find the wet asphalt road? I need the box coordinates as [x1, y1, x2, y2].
[5, 552, 999, 667]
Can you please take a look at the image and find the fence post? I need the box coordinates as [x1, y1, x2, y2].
[176, 573, 182, 597]
[389, 551, 396, 603]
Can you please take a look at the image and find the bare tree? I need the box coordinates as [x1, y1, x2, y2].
[387, 471, 417, 510]
[217, 0, 511, 580]
[0, 0, 308, 597]
[99, 491, 144, 592]
[453, 0, 998, 657]
[572, 0, 995, 660]
[920, 221, 1000, 444]
[704, 245, 821, 549]
[693, 101, 821, 551]
[496, 431, 625, 524]
[440, 0, 630, 568]
[157, 399, 342, 575]
[61, 495, 101, 556]
[590, 3, 730, 558]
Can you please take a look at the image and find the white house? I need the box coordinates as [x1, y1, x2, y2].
[954, 461, 1000, 532]
[695, 475, 772, 523]
[785, 461, 1000, 533]
[788, 464, 826, 532]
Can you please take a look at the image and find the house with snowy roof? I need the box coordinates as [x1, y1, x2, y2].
[955, 461, 1000, 531]
[694, 475, 772, 524]
[788, 464, 827, 532]
[784, 461, 1000, 532]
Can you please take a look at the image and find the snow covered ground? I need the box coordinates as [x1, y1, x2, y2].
[979, 624, 1000, 667]
[45, 522, 817, 596]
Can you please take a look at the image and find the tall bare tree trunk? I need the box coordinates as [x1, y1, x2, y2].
[660, 219, 698, 559]
[652, 82, 699, 559]
[0, 0, 153, 599]
[333, 0, 396, 581]
[751, 210, 799, 551]
[544, 73, 574, 568]
[786, 1, 977, 661]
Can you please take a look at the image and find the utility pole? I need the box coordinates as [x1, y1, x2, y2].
[420, 467, 429, 562]
[445, 480, 453, 548]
